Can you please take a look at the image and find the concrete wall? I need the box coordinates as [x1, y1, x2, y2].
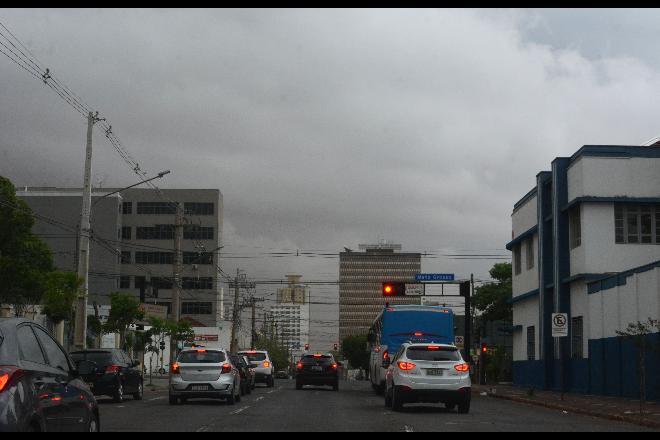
[512, 194, 538, 237]
[570, 204, 660, 275]
[513, 234, 539, 297]
[568, 156, 660, 201]
[569, 281, 590, 358]
[512, 296, 539, 362]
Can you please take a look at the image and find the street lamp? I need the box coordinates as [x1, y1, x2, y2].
[92, 170, 171, 206]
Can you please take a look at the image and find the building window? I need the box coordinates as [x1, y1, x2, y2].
[182, 302, 213, 315]
[527, 326, 535, 361]
[119, 276, 131, 289]
[183, 252, 213, 265]
[121, 251, 132, 264]
[525, 237, 534, 270]
[182, 277, 214, 290]
[136, 225, 175, 240]
[183, 225, 214, 240]
[137, 202, 178, 215]
[569, 207, 581, 249]
[122, 202, 132, 215]
[571, 316, 584, 359]
[135, 252, 174, 265]
[514, 244, 522, 275]
[184, 203, 214, 216]
[616, 204, 660, 244]
[121, 226, 132, 240]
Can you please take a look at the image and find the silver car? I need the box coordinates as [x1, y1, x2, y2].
[385, 343, 471, 413]
[238, 350, 275, 387]
[169, 348, 242, 405]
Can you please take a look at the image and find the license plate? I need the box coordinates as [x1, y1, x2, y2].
[426, 369, 445, 376]
[311, 366, 323, 372]
[190, 385, 209, 391]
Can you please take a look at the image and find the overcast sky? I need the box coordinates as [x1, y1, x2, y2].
[2, 8, 660, 348]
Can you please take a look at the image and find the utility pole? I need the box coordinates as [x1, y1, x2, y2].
[247, 297, 265, 348]
[170, 205, 184, 365]
[73, 111, 104, 351]
[230, 268, 241, 354]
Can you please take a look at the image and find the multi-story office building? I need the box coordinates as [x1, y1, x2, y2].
[17, 187, 224, 328]
[339, 243, 421, 343]
[268, 274, 310, 358]
[507, 145, 660, 399]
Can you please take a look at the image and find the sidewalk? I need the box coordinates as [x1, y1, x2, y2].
[473, 384, 660, 430]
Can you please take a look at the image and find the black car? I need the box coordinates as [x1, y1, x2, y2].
[0, 318, 100, 432]
[295, 353, 340, 391]
[230, 355, 254, 395]
[69, 349, 143, 403]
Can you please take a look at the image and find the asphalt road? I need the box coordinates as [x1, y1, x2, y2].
[99, 379, 656, 432]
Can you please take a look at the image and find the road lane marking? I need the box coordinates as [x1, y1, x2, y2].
[196, 426, 211, 432]
[148, 396, 166, 401]
[230, 406, 250, 415]
[267, 390, 276, 394]
[404, 425, 414, 432]
[255, 397, 264, 401]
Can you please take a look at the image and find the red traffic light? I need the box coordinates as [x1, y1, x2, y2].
[481, 343, 488, 354]
[382, 282, 405, 297]
[304, 344, 310, 351]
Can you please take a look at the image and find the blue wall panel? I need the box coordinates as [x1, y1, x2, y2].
[513, 361, 546, 389]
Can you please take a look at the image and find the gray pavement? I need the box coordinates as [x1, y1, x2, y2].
[98, 379, 657, 432]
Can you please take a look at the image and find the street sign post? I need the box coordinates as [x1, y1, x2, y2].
[552, 313, 568, 338]
[415, 273, 455, 282]
[404, 283, 424, 296]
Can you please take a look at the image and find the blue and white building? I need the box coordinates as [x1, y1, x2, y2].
[507, 145, 660, 399]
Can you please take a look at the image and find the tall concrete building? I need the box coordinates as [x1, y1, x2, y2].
[17, 187, 224, 328]
[268, 274, 310, 359]
[339, 243, 421, 343]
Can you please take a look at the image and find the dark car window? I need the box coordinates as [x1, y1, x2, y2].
[301, 355, 334, 365]
[240, 352, 267, 362]
[178, 351, 225, 364]
[34, 327, 71, 372]
[70, 351, 114, 366]
[230, 356, 244, 368]
[406, 346, 462, 362]
[17, 325, 46, 365]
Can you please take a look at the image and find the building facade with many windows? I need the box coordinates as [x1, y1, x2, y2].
[267, 274, 310, 361]
[507, 145, 660, 399]
[339, 243, 421, 343]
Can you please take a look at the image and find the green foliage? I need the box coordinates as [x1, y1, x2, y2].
[103, 293, 144, 347]
[341, 335, 369, 371]
[473, 262, 513, 323]
[41, 272, 82, 323]
[0, 176, 55, 313]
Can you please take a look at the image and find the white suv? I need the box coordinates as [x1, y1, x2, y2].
[238, 350, 275, 387]
[385, 343, 471, 413]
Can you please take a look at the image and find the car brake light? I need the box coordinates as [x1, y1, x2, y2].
[397, 362, 416, 371]
[296, 362, 303, 370]
[382, 351, 389, 360]
[221, 363, 232, 374]
[427, 346, 440, 351]
[454, 363, 470, 373]
[313, 354, 322, 358]
[105, 365, 121, 374]
[414, 332, 423, 337]
[263, 361, 271, 368]
[171, 363, 180, 375]
[0, 366, 23, 393]
[331, 363, 337, 370]
[197, 349, 206, 353]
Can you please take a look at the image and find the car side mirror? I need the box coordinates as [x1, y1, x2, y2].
[382, 358, 391, 369]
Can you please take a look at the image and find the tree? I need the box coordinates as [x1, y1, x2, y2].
[0, 176, 54, 315]
[254, 334, 290, 372]
[616, 318, 660, 415]
[472, 262, 513, 323]
[341, 335, 369, 372]
[42, 271, 82, 323]
[103, 293, 144, 349]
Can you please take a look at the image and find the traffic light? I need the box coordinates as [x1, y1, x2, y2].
[304, 343, 310, 351]
[160, 341, 166, 351]
[333, 343, 338, 351]
[481, 343, 488, 354]
[382, 282, 405, 297]
[459, 281, 470, 297]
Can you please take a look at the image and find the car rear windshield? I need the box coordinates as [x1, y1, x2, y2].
[406, 346, 462, 362]
[70, 351, 114, 365]
[301, 355, 334, 365]
[178, 351, 225, 364]
[241, 352, 267, 362]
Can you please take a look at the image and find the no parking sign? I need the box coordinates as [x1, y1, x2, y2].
[552, 313, 568, 337]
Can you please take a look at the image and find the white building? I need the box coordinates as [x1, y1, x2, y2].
[268, 274, 310, 360]
[507, 144, 660, 399]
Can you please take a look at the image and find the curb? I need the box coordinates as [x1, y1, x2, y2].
[486, 392, 660, 430]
